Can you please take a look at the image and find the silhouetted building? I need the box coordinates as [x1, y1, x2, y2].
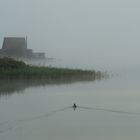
[0, 37, 45, 60]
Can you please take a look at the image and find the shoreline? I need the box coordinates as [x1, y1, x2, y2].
[0, 57, 104, 80]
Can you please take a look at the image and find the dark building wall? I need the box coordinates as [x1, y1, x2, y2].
[2, 37, 27, 50]
[2, 37, 27, 58]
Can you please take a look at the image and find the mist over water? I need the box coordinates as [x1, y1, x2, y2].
[0, 73, 140, 140]
[1, 0, 140, 140]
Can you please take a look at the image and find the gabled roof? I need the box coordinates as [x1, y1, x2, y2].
[2, 37, 27, 50]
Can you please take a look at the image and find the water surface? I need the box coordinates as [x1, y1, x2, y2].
[0, 71, 140, 140]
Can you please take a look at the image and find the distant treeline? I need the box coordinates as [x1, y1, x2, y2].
[0, 57, 103, 80]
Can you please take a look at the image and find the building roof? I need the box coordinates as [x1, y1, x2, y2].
[0, 37, 46, 60]
[2, 37, 27, 50]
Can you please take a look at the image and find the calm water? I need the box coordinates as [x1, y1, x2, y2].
[0, 71, 140, 140]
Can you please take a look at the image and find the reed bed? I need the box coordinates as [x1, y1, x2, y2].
[0, 57, 103, 80]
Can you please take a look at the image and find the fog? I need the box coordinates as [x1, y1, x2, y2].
[0, 0, 140, 71]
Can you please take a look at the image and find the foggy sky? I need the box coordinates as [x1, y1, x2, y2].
[0, 0, 140, 70]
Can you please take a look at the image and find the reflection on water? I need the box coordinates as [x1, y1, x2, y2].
[0, 76, 102, 96]
[1, 71, 140, 140]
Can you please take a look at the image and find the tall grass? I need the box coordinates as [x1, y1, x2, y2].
[0, 57, 103, 80]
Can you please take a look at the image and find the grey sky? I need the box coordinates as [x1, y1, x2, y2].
[0, 0, 140, 70]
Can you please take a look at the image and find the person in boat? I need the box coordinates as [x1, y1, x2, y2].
[73, 103, 77, 109]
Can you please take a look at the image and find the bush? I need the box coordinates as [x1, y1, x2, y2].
[0, 57, 26, 69]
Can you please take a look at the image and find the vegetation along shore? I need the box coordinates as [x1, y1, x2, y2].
[0, 57, 104, 80]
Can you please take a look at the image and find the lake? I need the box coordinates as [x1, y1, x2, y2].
[0, 70, 140, 140]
